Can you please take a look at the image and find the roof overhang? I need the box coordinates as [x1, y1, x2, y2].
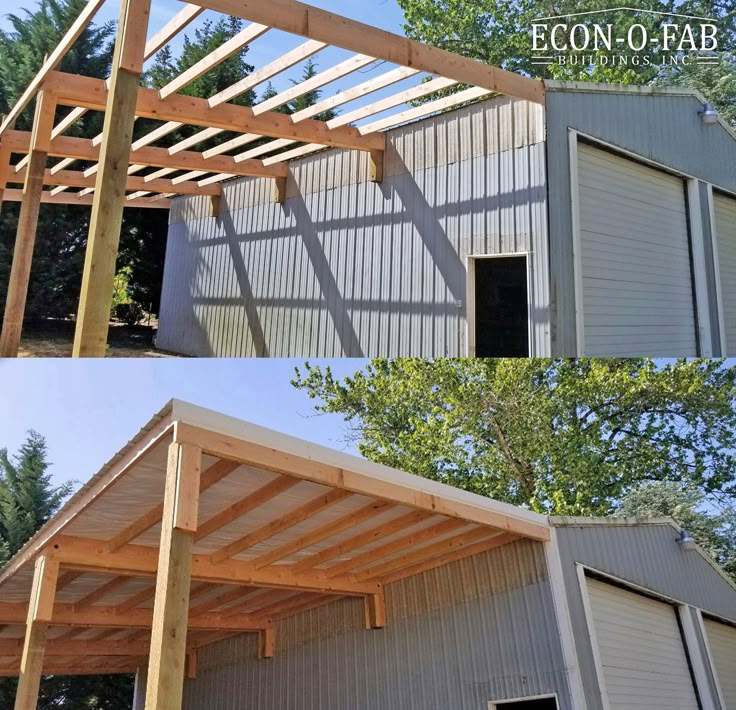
[0, 400, 549, 677]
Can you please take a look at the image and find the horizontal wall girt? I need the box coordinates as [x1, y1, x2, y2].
[44, 71, 386, 153]
[1, 189, 170, 209]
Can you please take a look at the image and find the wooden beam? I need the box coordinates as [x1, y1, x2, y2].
[11, 167, 223, 196]
[253, 53, 376, 115]
[2, 130, 288, 179]
[46, 72, 386, 153]
[107, 458, 239, 553]
[159, 23, 270, 99]
[358, 86, 492, 135]
[49, 535, 381, 596]
[0, 143, 12, 203]
[210, 488, 352, 564]
[251, 499, 394, 569]
[258, 627, 274, 658]
[0, 602, 266, 631]
[364, 592, 386, 629]
[323, 518, 468, 579]
[189, 587, 262, 617]
[0, 90, 58, 358]
[0, 188, 170, 209]
[382, 532, 519, 584]
[290, 65, 419, 123]
[0, 638, 150, 657]
[145, 442, 202, 709]
[194, 475, 299, 543]
[73, 576, 130, 610]
[193, 0, 545, 104]
[290, 510, 428, 574]
[0, 661, 141, 677]
[71, 0, 152, 359]
[0, 0, 106, 135]
[14, 555, 59, 710]
[174, 423, 551, 542]
[326, 75, 457, 128]
[352, 526, 500, 581]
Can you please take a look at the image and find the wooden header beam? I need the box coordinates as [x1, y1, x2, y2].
[44, 71, 386, 153]
[1, 189, 171, 209]
[185, 0, 545, 105]
[11, 167, 222, 197]
[1, 130, 288, 180]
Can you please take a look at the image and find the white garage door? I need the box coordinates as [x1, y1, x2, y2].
[714, 192, 736, 355]
[577, 142, 698, 356]
[704, 617, 736, 708]
[586, 577, 699, 709]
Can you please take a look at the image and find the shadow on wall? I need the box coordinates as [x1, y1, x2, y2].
[161, 143, 545, 358]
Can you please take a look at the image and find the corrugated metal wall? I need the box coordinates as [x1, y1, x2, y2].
[180, 539, 572, 710]
[553, 521, 736, 710]
[157, 96, 549, 358]
[545, 85, 736, 356]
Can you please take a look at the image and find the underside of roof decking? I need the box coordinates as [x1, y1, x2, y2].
[0, 401, 549, 681]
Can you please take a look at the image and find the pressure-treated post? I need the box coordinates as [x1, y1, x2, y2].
[14, 554, 59, 710]
[145, 441, 201, 710]
[0, 91, 57, 357]
[72, 0, 150, 357]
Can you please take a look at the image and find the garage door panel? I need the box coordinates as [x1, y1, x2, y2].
[586, 577, 700, 710]
[577, 142, 697, 356]
[714, 193, 736, 355]
[704, 617, 736, 708]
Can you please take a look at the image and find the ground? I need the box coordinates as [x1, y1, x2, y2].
[18, 319, 179, 358]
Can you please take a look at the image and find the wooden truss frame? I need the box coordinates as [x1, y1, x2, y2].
[0, 402, 550, 709]
[0, 0, 544, 358]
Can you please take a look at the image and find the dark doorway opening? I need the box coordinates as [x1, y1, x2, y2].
[493, 697, 558, 710]
[473, 255, 529, 357]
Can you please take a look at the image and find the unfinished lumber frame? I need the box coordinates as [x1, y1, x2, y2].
[0, 90, 57, 358]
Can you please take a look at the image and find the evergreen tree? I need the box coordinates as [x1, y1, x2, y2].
[0, 431, 72, 563]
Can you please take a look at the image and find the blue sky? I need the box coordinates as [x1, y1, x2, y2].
[0, 358, 367, 490]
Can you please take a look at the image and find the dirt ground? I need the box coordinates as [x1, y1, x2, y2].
[18, 319, 180, 358]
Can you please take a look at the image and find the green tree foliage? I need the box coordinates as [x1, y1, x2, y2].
[0, 432, 133, 708]
[292, 359, 736, 514]
[396, 0, 736, 124]
[0, 431, 71, 563]
[617, 482, 736, 581]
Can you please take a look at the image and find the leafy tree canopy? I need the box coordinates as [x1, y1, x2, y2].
[292, 358, 736, 514]
[396, 0, 736, 124]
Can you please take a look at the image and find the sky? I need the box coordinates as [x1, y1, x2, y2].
[0, 358, 368, 490]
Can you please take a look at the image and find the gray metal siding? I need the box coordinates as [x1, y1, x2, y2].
[158, 97, 549, 358]
[546, 87, 736, 355]
[714, 192, 736, 356]
[181, 539, 573, 710]
[554, 523, 736, 710]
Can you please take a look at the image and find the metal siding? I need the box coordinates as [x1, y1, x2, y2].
[554, 523, 736, 710]
[714, 193, 736, 355]
[545, 88, 736, 356]
[586, 577, 700, 709]
[703, 618, 736, 708]
[158, 97, 549, 358]
[577, 142, 697, 356]
[181, 539, 573, 710]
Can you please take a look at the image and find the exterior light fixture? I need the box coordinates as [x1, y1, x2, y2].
[699, 102, 719, 126]
[677, 529, 697, 551]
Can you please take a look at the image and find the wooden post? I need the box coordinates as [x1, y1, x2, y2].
[364, 592, 386, 629]
[14, 555, 59, 710]
[71, 0, 151, 357]
[0, 92, 57, 358]
[144, 442, 201, 710]
[258, 627, 275, 659]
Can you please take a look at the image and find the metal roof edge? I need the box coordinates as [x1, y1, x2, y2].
[169, 398, 549, 529]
